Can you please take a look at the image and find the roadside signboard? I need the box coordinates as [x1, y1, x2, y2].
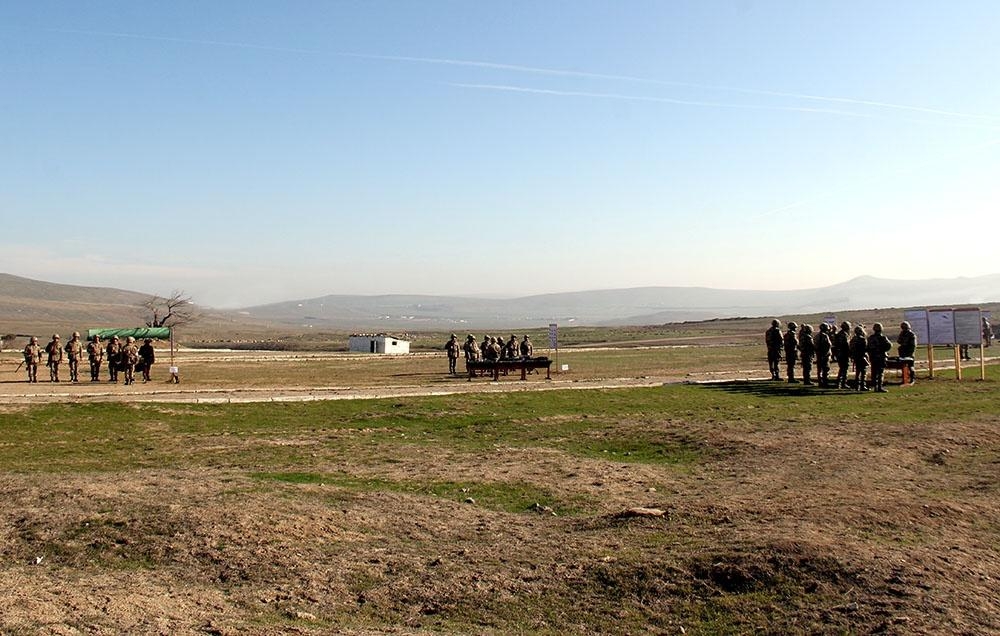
[954, 309, 983, 345]
[548, 323, 558, 349]
[927, 309, 955, 345]
[903, 309, 930, 344]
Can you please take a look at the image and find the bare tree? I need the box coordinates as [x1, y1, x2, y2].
[143, 290, 199, 328]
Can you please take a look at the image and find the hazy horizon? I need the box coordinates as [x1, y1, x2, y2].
[3, 2, 999, 306]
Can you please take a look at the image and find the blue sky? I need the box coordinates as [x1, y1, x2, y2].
[3, 2, 999, 306]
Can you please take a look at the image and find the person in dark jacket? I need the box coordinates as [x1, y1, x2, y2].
[138, 338, 156, 382]
[897, 321, 917, 385]
[849, 325, 869, 391]
[833, 322, 852, 389]
[798, 324, 816, 386]
[867, 323, 893, 393]
[783, 322, 799, 383]
[815, 323, 833, 387]
[765, 319, 783, 380]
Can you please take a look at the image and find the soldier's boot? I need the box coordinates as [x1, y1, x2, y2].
[803, 370, 813, 385]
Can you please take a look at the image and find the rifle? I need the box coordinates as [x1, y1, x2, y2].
[14, 360, 24, 374]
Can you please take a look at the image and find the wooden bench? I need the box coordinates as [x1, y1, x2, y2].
[466, 357, 552, 381]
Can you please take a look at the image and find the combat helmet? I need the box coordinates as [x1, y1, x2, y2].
[771, 319, 780, 327]
[873, 323, 883, 333]
[787, 321, 798, 330]
[819, 323, 829, 332]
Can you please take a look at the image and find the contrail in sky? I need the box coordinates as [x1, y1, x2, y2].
[45, 27, 1000, 123]
[450, 83, 875, 118]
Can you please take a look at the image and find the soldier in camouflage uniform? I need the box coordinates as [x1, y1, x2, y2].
[798, 324, 816, 385]
[849, 325, 869, 391]
[45, 334, 63, 382]
[783, 321, 799, 383]
[815, 323, 833, 387]
[867, 322, 892, 393]
[519, 335, 533, 358]
[485, 336, 502, 362]
[481, 335, 492, 359]
[463, 335, 480, 362]
[764, 319, 783, 380]
[444, 334, 461, 375]
[23, 336, 42, 383]
[64, 332, 84, 382]
[833, 321, 852, 389]
[106, 336, 121, 383]
[121, 336, 140, 385]
[506, 335, 519, 360]
[896, 321, 916, 385]
[87, 334, 103, 382]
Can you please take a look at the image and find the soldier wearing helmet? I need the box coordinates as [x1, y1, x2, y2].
[444, 334, 461, 375]
[896, 321, 916, 385]
[139, 338, 156, 382]
[121, 336, 140, 385]
[45, 334, 63, 382]
[22, 336, 42, 383]
[64, 331, 84, 382]
[764, 319, 783, 380]
[87, 334, 103, 382]
[833, 321, 853, 389]
[106, 335, 121, 383]
[783, 321, 799, 383]
[849, 325, 869, 391]
[463, 335, 480, 363]
[867, 323, 892, 393]
[815, 322, 833, 387]
[798, 324, 815, 386]
[519, 335, 533, 359]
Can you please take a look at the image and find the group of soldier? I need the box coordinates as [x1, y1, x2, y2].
[765, 320, 916, 393]
[444, 333, 533, 375]
[21, 333, 156, 386]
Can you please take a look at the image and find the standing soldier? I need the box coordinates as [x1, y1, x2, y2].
[138, 338, 156, 382]
[983, 316, 993, 348]
[815, 323, 833, 387]
[481, 335, 492, 359]
[444, 334, 461, 375]
[764, 319, 783, 380]
[106, 335, 121, 383]
[23, 336, 42, 383]
[798, 324, 816, 385]
[120, 336, 140, 385]
[87, 334, 103, 382]
[519, 335, 533, 358]
[867, 323, 892, 393]
[64, 332, 84, 382]
[506, 335, 518, 360]
[833, 321, 852, 389]
[849, 325, 870, 391]
[896, 321, 917, 385]
[463, 335, 480, 362]
[45, 334, 63, 382]
[783, 321, 799, 383]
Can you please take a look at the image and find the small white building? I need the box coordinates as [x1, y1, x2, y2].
[348, 334, 410, 354]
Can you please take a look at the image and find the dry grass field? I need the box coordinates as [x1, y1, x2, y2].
[1, 323, 998, 634]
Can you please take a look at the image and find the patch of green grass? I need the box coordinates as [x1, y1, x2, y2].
[251, 471, 588, 515]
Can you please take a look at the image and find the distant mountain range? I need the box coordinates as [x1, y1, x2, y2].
[2, 272, 998, 333]
[237, 274, 1000, 329]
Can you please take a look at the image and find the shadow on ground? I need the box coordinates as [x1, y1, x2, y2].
[696, 380, 866, 399]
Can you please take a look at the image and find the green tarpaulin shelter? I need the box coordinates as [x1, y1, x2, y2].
[87, 327, 171, 341]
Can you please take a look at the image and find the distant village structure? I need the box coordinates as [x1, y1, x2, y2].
[348, 334, 410, 354]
